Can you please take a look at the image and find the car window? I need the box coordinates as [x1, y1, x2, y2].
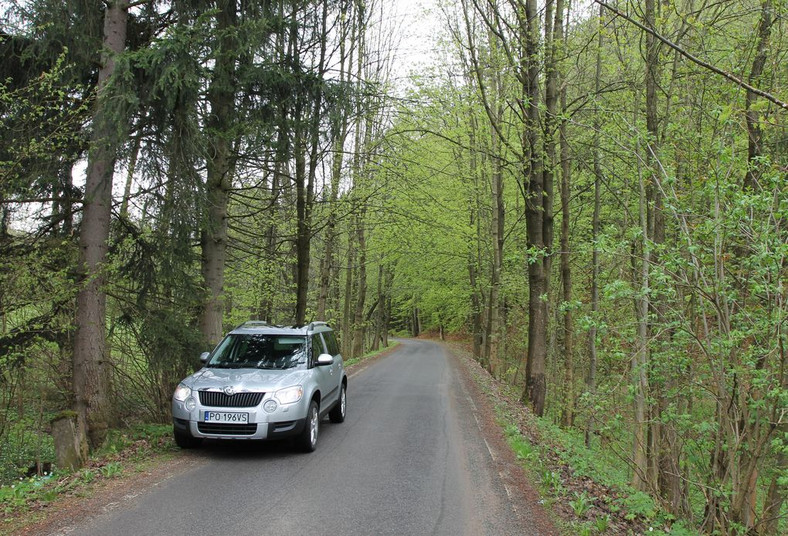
[323, 331, 340, 356]
[208, 334, 307, 369]
[311, 335, 326, 366]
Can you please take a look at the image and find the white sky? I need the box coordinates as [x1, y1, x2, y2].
[386, 0, 443, 86]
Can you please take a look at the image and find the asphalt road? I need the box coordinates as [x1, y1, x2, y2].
[64, 339, 534, 536]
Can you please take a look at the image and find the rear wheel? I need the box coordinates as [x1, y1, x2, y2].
[173, 428, 202, 449]
[329, 383, 346, 423]
[296, 400, 320, 453]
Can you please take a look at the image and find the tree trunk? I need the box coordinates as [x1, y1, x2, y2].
[585, 1, 604, 448]
[341, 231, 355, 356]
[466, 114, 484, 361]
[295, 0, 328, 325]
[72, 0, 127, 451]
[351, 206, 367, 359]
[486, 127, 504, 376]
[558, 75, 573, 428]
[294, 115, 309, 324]
[631, 85, 652, 491]
[199, 0, 237, 345]
[744, 0, 774, 191]
[317, 96, 347, 321]
[520, 0, 553, 418]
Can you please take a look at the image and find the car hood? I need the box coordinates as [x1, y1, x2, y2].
[184, 367, 308, 393]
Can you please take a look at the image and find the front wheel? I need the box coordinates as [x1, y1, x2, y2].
[296, 400, 320, 453]
[329, 383, 346, 423]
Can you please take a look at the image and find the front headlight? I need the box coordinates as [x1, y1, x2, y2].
[174, 383, 192, 402]
[274, 386, 303, 405]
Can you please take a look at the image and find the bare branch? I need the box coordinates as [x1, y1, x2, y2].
[594, 0, 788, 111]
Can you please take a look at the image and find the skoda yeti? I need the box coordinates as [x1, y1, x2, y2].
[172, 321, 347, 452]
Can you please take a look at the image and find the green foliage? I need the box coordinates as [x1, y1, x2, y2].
[0, 50, 89, 196]
[0, 474, 52, 513]
[0, 417, 55, 485]
[0, 424, 174, 518]
[569, 491, 593, 517]
[99, 462, 123, 479]
[511, 436, 537, 462]
[619, 491, 656, 521]
[593, 514, 610, 534]
[540, 469, 563, 494]
[573, 522, 593, 536]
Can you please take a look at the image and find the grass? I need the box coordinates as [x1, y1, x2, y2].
[496, 407, 704, 536]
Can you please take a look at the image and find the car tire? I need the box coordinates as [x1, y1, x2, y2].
[329, 383, 346, 423]
[296, 400, 320, 453]
[173, 428, 202, 449]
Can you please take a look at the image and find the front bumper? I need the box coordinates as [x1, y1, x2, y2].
[172, 395, 309, 441]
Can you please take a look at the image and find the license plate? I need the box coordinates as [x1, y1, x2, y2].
[203, 411, 249, 424]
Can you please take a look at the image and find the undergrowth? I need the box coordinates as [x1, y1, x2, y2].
[0, 424, 174, 520]
[501, 413, 701, 536]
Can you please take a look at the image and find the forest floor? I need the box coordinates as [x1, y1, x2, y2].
[1, 338, 654, 536]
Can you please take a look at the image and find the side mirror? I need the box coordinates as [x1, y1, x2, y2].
[317, 353, 334, 366]
[200, 352, 210, 363]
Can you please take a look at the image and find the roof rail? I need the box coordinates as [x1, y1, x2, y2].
[235, 320, 275, 330]
[307, 321, 329, 331]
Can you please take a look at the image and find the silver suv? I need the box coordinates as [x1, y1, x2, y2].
[172, 321, 347, 452]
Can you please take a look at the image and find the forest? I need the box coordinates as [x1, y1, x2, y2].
[1, 0, 786, 534]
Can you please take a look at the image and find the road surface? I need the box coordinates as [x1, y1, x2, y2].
[58, 339, 549, 535]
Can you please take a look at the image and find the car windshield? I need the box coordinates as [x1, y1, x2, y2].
[207, 334, 307, 370]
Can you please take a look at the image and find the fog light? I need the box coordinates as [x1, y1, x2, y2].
[264, 400, 278, 413]
[185, 397, 197, 411]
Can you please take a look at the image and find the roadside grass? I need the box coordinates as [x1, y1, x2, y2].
[0, 424, 175, 522]
[488, 385, 701, 535]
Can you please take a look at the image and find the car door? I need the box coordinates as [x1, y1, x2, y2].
[322, 330, 343, 380]
[311, 333, 339, 410]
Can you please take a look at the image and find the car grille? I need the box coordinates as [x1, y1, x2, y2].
[198, 422, 258, 436]
[198, 391, 264, 408]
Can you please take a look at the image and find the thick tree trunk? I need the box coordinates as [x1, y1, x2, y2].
[73, 0, 127, 450]
[199, 0, 237, 345]
[295, 0, 328, 325]
[520, 0, 552, 418]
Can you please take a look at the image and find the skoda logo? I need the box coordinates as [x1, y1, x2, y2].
[223, 386, 235, 396]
